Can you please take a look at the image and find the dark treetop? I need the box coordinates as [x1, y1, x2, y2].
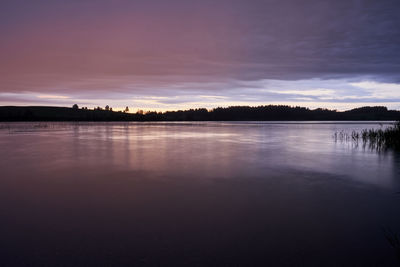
[1, 105, 400, 122]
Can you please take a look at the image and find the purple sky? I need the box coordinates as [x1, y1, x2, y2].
[1, 0, 400, 111]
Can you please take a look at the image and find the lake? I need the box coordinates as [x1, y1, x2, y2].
[0, 122, 399, 266]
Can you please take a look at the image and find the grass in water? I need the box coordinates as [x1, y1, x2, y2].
[383, 228, 400, 264]
[334, 121, 400, 151]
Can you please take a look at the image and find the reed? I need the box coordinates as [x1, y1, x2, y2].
[383, 228, 400, 264]
[334, 121, 400, 151]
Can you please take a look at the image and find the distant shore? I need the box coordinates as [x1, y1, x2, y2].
[1, 105, 399, 122]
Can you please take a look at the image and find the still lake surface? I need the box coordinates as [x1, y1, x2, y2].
[0, 122, 399, 266]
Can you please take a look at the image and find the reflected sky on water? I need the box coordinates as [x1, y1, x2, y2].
[0, 122, 399, 266]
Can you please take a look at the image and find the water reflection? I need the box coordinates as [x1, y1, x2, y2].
[0, 122, 399, 266]
[1, 121, 399, 187]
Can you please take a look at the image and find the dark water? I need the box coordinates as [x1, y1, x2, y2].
[0, 122, 399, 266]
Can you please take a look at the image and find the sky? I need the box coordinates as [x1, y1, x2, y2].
[1, 0, 400, 111]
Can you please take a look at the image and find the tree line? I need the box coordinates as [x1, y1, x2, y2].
[1, 105, 399, 121]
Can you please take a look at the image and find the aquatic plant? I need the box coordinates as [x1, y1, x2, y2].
[334, 121, 400, 151]
[383, 228, 400, 264]
[361, 121, 400, 150]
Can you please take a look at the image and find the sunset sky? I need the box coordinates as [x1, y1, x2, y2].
[1, 0, 400, 111]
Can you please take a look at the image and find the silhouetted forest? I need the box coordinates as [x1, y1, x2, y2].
[1, 105, 399, 121]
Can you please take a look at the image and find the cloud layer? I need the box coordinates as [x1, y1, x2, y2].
[1, 0, 400, 110]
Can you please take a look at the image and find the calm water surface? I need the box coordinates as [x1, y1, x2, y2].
[0, 122, 399, 266]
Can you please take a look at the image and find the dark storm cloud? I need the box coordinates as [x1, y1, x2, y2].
[232, 0, 400, 81]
